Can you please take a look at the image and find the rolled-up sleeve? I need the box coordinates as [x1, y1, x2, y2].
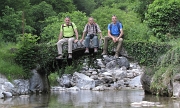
[96, 24, 101, 33]
[83, 24, 88, 32]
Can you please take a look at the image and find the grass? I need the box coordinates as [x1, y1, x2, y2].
[0, 42, 26, 80]
[149, 38, 180, 96]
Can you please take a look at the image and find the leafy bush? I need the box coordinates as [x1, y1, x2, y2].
[15, 33, 58, 75]
[25, 1, 57, 36]
[41, 11, 88, 43]
[91, 7, 149, 41]
[0, 6, 33, 42]
[145, 0, 180, 41]
[123, 40, 171, 65]
[48, 72, 59, 86]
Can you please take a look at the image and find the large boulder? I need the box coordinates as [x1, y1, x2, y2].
[29, 69, 44, 93]
[106, 60, 117, 69]
[173, 74, 180, 97]
[71, 72, 95, 90]
[112, 67, 127, 81]
[11, 79, 29, 95]
[140, 72, 152, 94]
[117, 57, 130, 69]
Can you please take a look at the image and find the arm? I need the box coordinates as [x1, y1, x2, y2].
[58, 31, 63, 40]
[74, 28, 79, 43]
[118, 23, 123, 39]
[72, 22, 78, 42]
[108, 30, 115, 39]
[81, 24, 87, 42]
[74, 29, 78, 40]
[118, 29, 124, 39]
[107, 24, 115, 39]
[58, 25, 63, 40]
[99, 32, 103, 39]
[81, 32, 86, 40]
[96, 24, 103, 39]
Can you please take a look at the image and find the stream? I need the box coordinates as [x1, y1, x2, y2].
[0, 89, 178, 108]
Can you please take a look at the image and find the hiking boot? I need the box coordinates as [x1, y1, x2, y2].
[84, 49, 89, 53]
[94, 48, 98, 53]
[101, 51, 107, 55]
[68, 54, 72, 59]
[56, 55, 63, 59]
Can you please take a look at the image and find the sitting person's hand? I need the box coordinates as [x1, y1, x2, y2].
[80, 39, 84, 43]
[115, 37, 119, 42]
[112, 37, 116, 43]
[74, 39, 78, 43]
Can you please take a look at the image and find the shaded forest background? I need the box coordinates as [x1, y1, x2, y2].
[0, 0, 155, 43]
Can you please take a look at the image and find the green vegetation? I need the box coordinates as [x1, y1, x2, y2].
[1, 0, 180, 96]
[123, 40, 171, 65]
[149, 39, 180, 96]
[145, 0, 180, 41]
[0, 42, 25, 80]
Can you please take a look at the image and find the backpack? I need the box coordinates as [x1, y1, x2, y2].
[109, 21, 123, 34]
[86, 23, 98, 34]
[62, 22, 75, 36]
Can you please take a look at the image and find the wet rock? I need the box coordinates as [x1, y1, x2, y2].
[101, 77, 113, 84]
[117, 57, 130, 69]
[131, 101, 164, 107]
[101, 72, 112, 76]
[92, 85, 105, 91]
[102, 55, 114, 64]
[4, 82, 14, 89]
[106, 60, 117, 69]
[57, 74, 72, 88]
[90, 75, 98, 80]
[112, 69, 127, 81]
[92, 71, 97, 75]
[51, 86, 66, 91]
[129, 75, 142, 89]
[140, 72, 152, 94]
[94, 80, 104, 87]
[96, 59, 106, 68]
[2, 92, 12, 98]
[114, 80, 124, 88]
[29, 69, 43, 93]
[127, 73, 134, 78]
[173, 74, 180, 97]
[71, 72, 95, 90]
[12, 79, 29, 95]
[67, 86, 80, 91]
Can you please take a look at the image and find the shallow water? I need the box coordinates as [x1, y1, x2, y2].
[0, 89, 179, 108]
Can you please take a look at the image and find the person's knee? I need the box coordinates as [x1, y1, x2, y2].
[57, 40, 63, 45]
[93, 36, 98, 39]
[85, 36, 90, 40]
[118, 38, 123, 42]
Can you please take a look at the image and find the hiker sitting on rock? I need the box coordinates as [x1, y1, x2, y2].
[80, 17, 103, 53]
[101, 15, 124, 58]
[56, 17, 79, 59]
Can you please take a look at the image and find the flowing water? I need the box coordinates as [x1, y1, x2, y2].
[0, 89, 179, 108]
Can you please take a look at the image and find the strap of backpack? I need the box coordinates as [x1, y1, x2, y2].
[62, 23, 75, 36]
[94, 23, 97, 34]
[110, 23, 113, 35]
[110, 22, 121, 35]
[86, 23, 98, 34]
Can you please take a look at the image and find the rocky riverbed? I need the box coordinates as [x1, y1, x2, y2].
[52, 55, 143, 91]
[0, 55, 144, 99]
